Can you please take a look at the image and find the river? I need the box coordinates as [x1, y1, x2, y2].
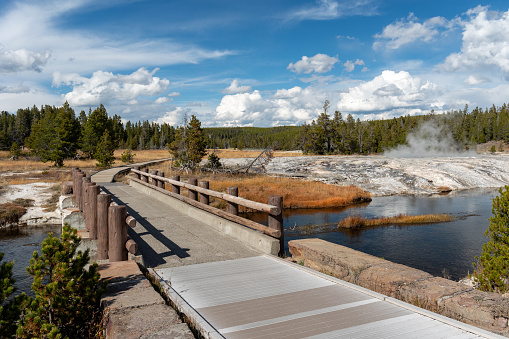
[0, 225, 61, 295]
[245, 187, 499, 281]
[0, 187, 500, 292]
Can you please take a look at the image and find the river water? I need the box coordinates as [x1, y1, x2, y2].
[0, 188, 500, 292]
[246, 188, 500, 281]
[0, 225, 61, 295]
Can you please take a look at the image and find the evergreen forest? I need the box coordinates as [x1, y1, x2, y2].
[2, 102, 509, 164]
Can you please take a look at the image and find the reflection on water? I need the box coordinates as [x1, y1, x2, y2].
[0, 225, 61, 295]
[243, 188, 499, 281]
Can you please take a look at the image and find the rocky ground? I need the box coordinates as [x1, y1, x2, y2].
[0, 182, 60, 225]
[221, 153, 509, 196]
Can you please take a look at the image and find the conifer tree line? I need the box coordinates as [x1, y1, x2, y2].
[0, 102, 176, 166]
[300, 102, 509, 155]
[3, 101, 509, 164]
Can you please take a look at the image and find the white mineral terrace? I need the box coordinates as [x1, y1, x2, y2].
[221, 154, 509, 196]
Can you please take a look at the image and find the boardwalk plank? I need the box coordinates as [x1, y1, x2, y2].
[157, 256, 501, 339]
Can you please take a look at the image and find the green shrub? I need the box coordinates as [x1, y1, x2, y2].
[0, 253, 28, 338]
[0, 203, 27, 226]
[121, 149, 136, 164]
[17, 225, 107, 338]
[472, 186, 509, 293]
[206, 153, 222, 169]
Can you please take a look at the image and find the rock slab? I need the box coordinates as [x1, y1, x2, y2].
[99, 261, 194, 339]
[289, 238, 509, 337]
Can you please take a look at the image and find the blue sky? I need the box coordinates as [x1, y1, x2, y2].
[1, 0, 509, 127]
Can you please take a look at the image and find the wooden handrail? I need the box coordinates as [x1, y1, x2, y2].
[131, 168, 281, 215]
[130, 177, 281, 238]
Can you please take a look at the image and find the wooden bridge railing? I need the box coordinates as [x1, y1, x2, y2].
[71, 168, 138, 262]
[130, 167, 284, 255]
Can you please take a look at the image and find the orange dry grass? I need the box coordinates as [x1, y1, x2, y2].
[114, 149, 170, 162]
[208, 149, 303, 159]
[0, 149, 171, 173]
[138, 162, 371, 210]
[204, 175, 371, 210]
[338, 213, 452, 229]
[0, 158, 100, 172]
[0, 170, 72, 185]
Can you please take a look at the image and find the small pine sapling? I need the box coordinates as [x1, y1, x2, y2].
[472, 186, 509, 293]
[95, 130, 115, 168]
[206, 152, 222, 170]
[121, 149, 136, 164]
[0, 253, 28, 337]
[9, 142, 22, 159]
[17, 225, 107, 338]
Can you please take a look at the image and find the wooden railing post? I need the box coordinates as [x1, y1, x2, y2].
[158, 171, 165, 189]
[133, 166, 141, 180]
[188, 178, 198, 201]
[87, 185, 100, 239]
[268, 195, 284, 256]
[171, 175, 180, 194]
[142, 168, 149, 183]
[199, 181, 209, 205]
[97, 194, 111, 260]
[227, 187, 239, 216]
[151, 170, 158, 186]
[71, 168, 79, 193]
[75, 171, 84, 210]
[81, 176, 91, 213]
[108, 205, 127, 262]
[82, 180, 95, 229]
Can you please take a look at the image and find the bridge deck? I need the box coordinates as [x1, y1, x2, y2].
[100, 182, 260, 268]
[154, 255, 500, 339]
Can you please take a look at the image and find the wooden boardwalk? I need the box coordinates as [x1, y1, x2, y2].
[153, 255, 502, 339]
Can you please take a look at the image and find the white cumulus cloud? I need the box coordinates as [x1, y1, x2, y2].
[337, 70, 440, 113]
[0, 46, 51, 73]
[288, 54, 339, 74]
[441, 6, 509, 74]
[344, 59, 365, 72]
[55, 67, 170, 107]
[464, 74, 490, 85]
[374, 13, 452, 50]
[155, 97, 171, 104]
[213, 86, 326, 127]
[155, 107, 187, 126]
[222, 79, 252, 94]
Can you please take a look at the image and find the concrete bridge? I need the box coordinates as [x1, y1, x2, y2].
[75, 162, 505, 338]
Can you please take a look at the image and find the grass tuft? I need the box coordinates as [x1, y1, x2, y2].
[0, 203, 27, 226]
[12, 198, 34, 208]
[337, 213, 453, 229]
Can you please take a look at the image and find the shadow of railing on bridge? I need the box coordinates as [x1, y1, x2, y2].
[100, 186, 190, 267]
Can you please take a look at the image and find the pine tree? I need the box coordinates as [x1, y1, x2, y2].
[9, 142, 22, 159]
[25, 103, 79, 167]
[17, 225, 106, 338]
[206, 152, 222, 170]
[472, 186, 509, 293]
[121, 149, 136, 164]
[169, 115, 206, 169]
[95, 130, 116, 168]
[80, 104, 110, 158]
[0, 253, 27, 337]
